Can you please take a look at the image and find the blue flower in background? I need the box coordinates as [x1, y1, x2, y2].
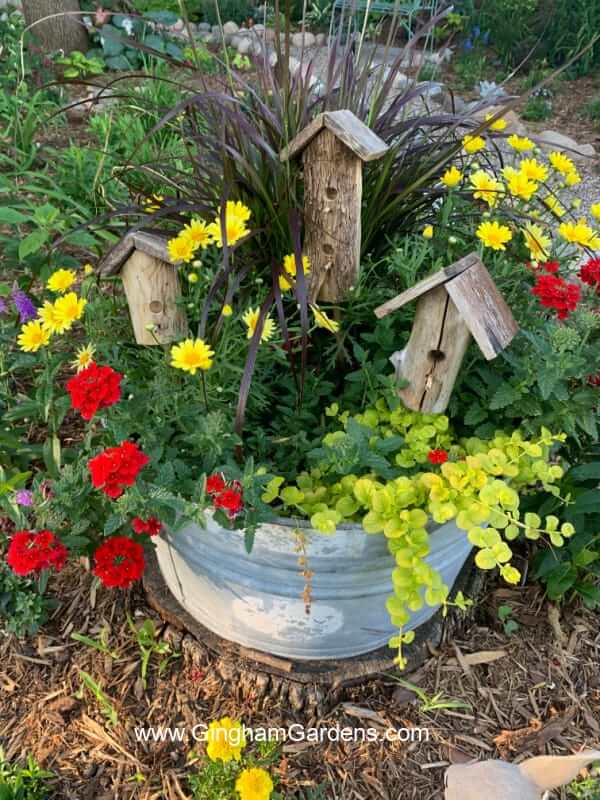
[464, 38, 473, 50]
[472, 26, 481, 38]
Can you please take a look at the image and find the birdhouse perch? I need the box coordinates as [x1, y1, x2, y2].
[280, 110, 389, 303]
[374, 253, 518, 413]
[99, 230, 188, 346]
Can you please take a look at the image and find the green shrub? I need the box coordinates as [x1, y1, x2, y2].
[0, 750, 53, 799]
[0, 559, 52, 637]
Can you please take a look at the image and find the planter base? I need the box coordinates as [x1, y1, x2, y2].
[144, 547, 483, 696]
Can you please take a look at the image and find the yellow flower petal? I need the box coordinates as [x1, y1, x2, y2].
[170, 338, 214, 374]
[17, 320, 50, 353]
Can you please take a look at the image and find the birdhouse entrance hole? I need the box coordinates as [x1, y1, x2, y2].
[428, 349, 446, 362]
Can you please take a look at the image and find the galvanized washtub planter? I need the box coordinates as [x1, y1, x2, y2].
[155, 516, 472, 661]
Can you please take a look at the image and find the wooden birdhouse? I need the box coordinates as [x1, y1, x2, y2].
[98, 230, 188, 345]
[374, 252, 519, 413]
[280, 109, 389, 303]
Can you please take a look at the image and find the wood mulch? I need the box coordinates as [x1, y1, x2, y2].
[1, 562, 599, 799]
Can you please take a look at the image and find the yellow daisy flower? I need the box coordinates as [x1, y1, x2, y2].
[522, 223, 551, 262]
[548, 151, 576, 176]
[507, 171, 538, 201]
[170, 338, 214, 374]
[206, 201, 251, 248]
[543, 195, 566, 217]
[310, 304, 339, 333]
[470, 169, 502, 207]
[182, 218, 213, 250]
[242, 307, 276, 343]
[476, 220, 512, 251]
[564, 170, 581, 187]
[206, 717, 246, 763]
[558, 220, 600, 249]
[38, 300, 64, 335]
[143, 194, 164, 213]
[71, 343, 96, 372]
[441, 165, 463, 188]
[222, 304, 233, 317]
[235, 767, 274, 800]
[462, 134, 486, 154]
[507, 134, 534, 152]
[167, 234, 196, 264]
[17, 320, 50, 353]
[280, 253, 311, 291]
[519, 158, 548, 183]
[187, 272, 199, 283]
[422, 224, 434, 239]
[83, 263, 94, 275]
[53, 292, 86, 331]
[485, 113, 507, 131]
[47, 268, 77, 294]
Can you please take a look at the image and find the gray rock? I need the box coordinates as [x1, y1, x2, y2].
[211, 24, 220, 34]
[172, 18, 185, 32]
[222, 20, 239, 35]
[252, 23, 265, 33]
[426, 47, 453, 65]
[236, 37, 254, 55]
[537, 129, 596, 161]
[198, 22, 211, 32]
[401, 50, 425, 68]
[264, 27, 276, 42]
[291, 31, 316, 48]
[230, 33, 242, 48]
[315, 32, 327, 46]
[199, 32, 214, 43]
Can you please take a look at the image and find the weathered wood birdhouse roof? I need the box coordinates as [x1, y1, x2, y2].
[99, 229, 172, 276]
[375, 252, 519, 360]
[279, 109, 389, 163]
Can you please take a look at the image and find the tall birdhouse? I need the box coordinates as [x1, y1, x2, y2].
[99, 230, 188, 345]
[280, 110, 389, 302]
[374, 252, 518, 413]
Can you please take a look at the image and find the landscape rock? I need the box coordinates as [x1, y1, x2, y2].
[198, 22, 211, 32]
[236, 37, 254, 55]
[211, 24, 221, 34]
[172, 18, 185, 32]
[264, 28, 276, 42]
[291, 31, 316, 48]
[230, 33, 242, 48]
[315, 32, 328, 46]
[425, 47, 453, 65]
[401, 50, 425, 68]
[222, 20, 239, 35]
[537, 129, 597, 161]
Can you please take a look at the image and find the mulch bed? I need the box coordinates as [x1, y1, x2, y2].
[1, 563, 599, 799]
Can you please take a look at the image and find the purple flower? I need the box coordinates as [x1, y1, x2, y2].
[0, 298, 7, 314]
[14, 489, 34, 507]
[11, 287, 37, 323]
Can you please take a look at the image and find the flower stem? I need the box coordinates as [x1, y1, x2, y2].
[200, 371, 209, 412]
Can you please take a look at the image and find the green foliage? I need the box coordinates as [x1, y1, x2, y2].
[87, 13, 184, 71]
[568, 776, 600, 800]
[497, 604, 520, 636]
[197, 0, 256, 26]
[0, 750, 53, 800]
[55, 51, 104, 79]
[127, 615, 180, 687]
[522, 93, 552, 121]
[389, 676, 471, 712]
[305, 0, 334, 32]
[77, 671, 119, 727]
[189, 740, 281, 800]
[0, 560, 51, 638]
[585, 97, 600, 127]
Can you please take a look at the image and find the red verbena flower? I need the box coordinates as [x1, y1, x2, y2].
[580, 257, 600, 295]
[531, 273, 581, 319]
[132, 516, 162, 536]
[6, 530, 68, 576]
[88, 441, 149, 499]
[206, 473, 226, 495]
[66, 363, 123, 421]
[213, 488, 244, 519]
[588, 373, 600, 387]
[93, 536, 145, 588]
[427, 449, 449, 465]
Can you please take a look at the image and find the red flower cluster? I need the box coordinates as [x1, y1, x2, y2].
[6, 530, 68, 576]
[588, 373, 600, 387]
[427, 449, 449, 465]
[531, 273, 581, 319]
[93, 536, 145, 588]
[88, 441, 149, 499]
[206, 473, 244, 519]
[580, 257, 600, 295]
[66, 363, 123, 421]
[132, 517, 162, 536]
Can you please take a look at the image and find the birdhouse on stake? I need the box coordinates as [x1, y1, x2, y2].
[374, 252, 518, 413]
[280, 110, 389, 302]
[99, 230, 188, 345]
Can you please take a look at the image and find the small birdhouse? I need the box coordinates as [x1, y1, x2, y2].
[374, 252, 518, 413]
[99, 230, 188, 346]
[280, 109, 389, 303]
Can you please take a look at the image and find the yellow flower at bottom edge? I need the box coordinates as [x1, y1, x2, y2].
[205, 717, 246, 763]
[242, 307, 276, 343]
[441, 165, 463, 188]
[310, 304, 339, 333]
[167, 234, 196, 264]
[53, 292, 86, 331]
[422, 225, 434, 239]
[280, 253, 311, 291]
[18, 320, 50, 353]
[235, 767, 274, 800]
[47, 268, 77, 293]
[476, 220, 513, 251]
[558, 220, 600, 249]
[170, 338, 214, 375]
[522, 223, 551, 262]
[71, 343, 96, 372]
